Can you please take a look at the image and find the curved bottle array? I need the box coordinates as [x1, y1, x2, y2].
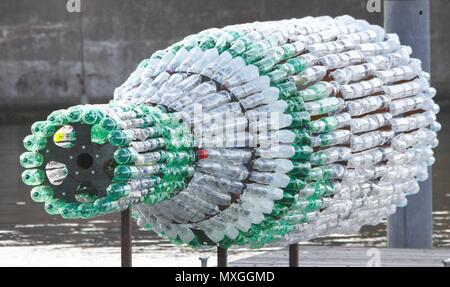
[20, 15, 439, 249]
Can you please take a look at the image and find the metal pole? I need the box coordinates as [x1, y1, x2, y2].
[217, 246, 228, 267]
[121, 208, 132, 267]
[385, 0, 433, 248]
[289, 244, 299, 267]
[199, 256, 209, 267]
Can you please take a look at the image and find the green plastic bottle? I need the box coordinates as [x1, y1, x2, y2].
[287, 161, 311, 177]
[285, 97, 305, 113]
[277, 57, 308, 75]
[267, 69, 288, 84]
[67, 106, 84, 123]
[114, 164, 164, 181]
[289, 111, 311, 128]
[78, 202, 98, 218]
[47, 110, 68, 126]
[31, 121, 56, 137]
[44, 198, 65, 215]
[91, 124, 110, 145]
[22, 169, 46, 186]
[108, 130, 132, 146]
[30, 185, 53, 202]
[23, 135, 47, 151]
[298, 82, 333, 102]
[290, 129, 312, 145]
[59, 203, 80, 219]
[285, 178, 306, 191]
[20, 152, 44, 168]
[310, 116, 340, 133]
[275, 82, 297, 99]
[99, 117, 120, 132]
[114, 148, 138, 165]
[291, 144, 313, 161]
[82, 108, 104, 125]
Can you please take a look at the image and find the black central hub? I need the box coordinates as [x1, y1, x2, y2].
[42, 123, 117, 202]
[77, 153, 94, 169]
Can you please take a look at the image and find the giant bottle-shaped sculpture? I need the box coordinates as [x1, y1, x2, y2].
[20, 15, 440, 248]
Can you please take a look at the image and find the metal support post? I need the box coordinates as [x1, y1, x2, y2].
[385, 0, 433, 248]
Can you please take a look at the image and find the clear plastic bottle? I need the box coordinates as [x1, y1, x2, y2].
[222, 65, 260, 88]
[351, 130, 394, 152]
[347, 147, 387, 168]
[310, 113, 351, 133]
[390, 111, 436, 132]
[374, 59, 421, 84]
[330, 63, 376, 84]
[187, 48, 220, 74]
[197, 160, 249, 180]
[230, 76, 270, 99]
[350, 112, 392, 133]
[312, 129, 352, 147]
[346, 95, 389, 116]
[319, 50, 365, 70]
[256, 144, 313, 160]
[310, 147, 352, 165]
[290, 66, 327, 88]
[298, 81, 336, 102]
[304, 97, 345, 116]
[201, 51, 233, 78]
[339, 78, 383, 100]
[175, 46, 203, 72]
[212, 57, 246, 83]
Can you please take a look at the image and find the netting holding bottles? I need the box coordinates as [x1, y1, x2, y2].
[20, 15, 440, 249]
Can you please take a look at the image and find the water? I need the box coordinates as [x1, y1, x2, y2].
[0, 113, 449, 265]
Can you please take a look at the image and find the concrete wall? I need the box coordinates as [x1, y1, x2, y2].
[0, 0, 448, 112]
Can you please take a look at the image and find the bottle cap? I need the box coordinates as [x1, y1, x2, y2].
[198, 149, 209, 160]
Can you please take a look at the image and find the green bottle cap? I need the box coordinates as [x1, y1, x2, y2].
[45, 198, 65, 215]
[23, 134, 47, 151]
[114, 148, 137, 165]
[59, 203, 80, 219]
[78, 202, 97, 218]
[30, 185, 53, 202]
[20, 152, 44, 168]
[67, 106, 84, 123]
[108, 130, 131, 146]
[22, 169, 46, 186]
[31, 121, 56, 137]
[113, 165, 134, 181]
[47, 110, 68, 126]
[107, 182, 130, 197]
[82, 109, 104, 125]
[100, 117, 119, 132]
